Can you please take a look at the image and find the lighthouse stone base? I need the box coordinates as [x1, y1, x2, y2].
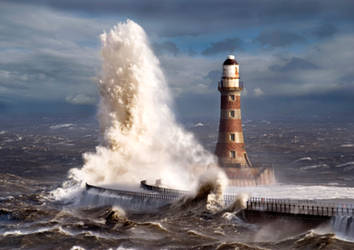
[223, 166, 276, 186]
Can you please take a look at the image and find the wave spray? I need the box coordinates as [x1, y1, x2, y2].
[68, 20, 223, 190]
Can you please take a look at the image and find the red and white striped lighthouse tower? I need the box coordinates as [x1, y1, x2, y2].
[215, 55, 275, 186]
[215, 55, 252, 168]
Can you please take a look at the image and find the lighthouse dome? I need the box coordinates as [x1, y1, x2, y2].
[223, 55, 238, 65]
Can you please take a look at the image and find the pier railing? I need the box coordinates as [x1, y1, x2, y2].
[86, 183, 182, 201]
[245, 197, 354, 217]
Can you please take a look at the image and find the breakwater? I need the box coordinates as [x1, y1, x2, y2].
[84, 182, 354, 238]
[87, 182, 354, 217]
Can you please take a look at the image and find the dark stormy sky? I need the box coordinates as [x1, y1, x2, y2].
[1, 0, 354, 121]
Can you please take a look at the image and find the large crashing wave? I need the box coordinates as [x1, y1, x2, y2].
[68, 20, 223, 190]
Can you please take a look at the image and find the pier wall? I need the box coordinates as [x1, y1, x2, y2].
[86, 183, 354, 237]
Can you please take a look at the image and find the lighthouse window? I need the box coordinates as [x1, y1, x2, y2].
[230, 133, 235, 141]
[230, 110, 235, 118]
[229, 95, 235, 101]
[230, 151, 236, 158]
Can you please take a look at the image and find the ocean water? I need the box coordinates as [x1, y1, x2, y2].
[2, 20, 354, 249]
[1, 116, 354, 249]
[1, 171, 354, 249]
[0, 116, 354, 249]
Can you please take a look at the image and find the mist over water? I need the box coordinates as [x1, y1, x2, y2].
[67, 20, 222, 190]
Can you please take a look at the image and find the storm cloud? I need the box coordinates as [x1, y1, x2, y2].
[255, 31, 306, 48]
[1, 0, 354, 119]
[269, 57, 320, 72]
[202, 38, 244, 56]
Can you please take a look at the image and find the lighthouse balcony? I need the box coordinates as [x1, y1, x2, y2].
[218, 80, 244, 91]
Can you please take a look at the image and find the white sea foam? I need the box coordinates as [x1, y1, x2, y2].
[300, 164, 329, 170]
[293, 157, 312, 162]
[116, 246, 138, 250]
[2, 226, 58, 236]
[193, 122, 204, 127]
[195, 169, 228, 213]
[70, 246, 87, 250]
[60, 20, 220, 194]
[343, 166, 354, 172]
[336, 162, 354, 168]
[50, 123, 74, 129]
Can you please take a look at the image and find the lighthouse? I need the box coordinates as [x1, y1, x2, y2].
[215, 55, 275, 186]
[215, 55, 251, 168]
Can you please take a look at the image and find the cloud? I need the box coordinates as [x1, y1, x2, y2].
[65, 94, 96, 105]
[0, 2, 101, 103]
[313, 23, 338, 38]
[255, 30, 306, 48]
[269, 57, 319, 72]
[205, 70, 220, 82]
[241, 34, 354, 98]
[339, 73, 354, 85]
[158, 54, 219, 97]
[4, 0, 354, 37]
[202, 37, 243, 55]
[150, 33, 354, 106]
[1, 1, 354, 120]
[253, 88, 264, 97]
[153, 41, 180, 55]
